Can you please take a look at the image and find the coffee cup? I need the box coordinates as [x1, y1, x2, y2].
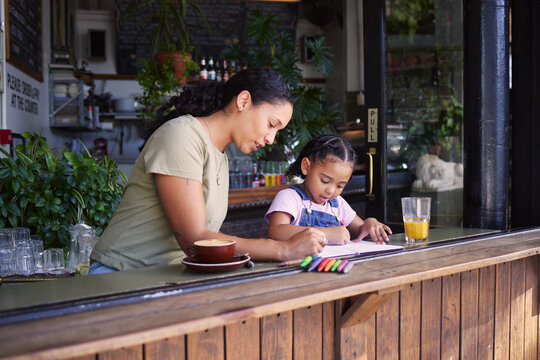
[186, 239, 236, 263]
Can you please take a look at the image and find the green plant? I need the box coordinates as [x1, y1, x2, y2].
[221, 10, 341, 160]
[122, 0, 209, 54]
[0, 132, 127, 250]
[135, 57, 184, 122]
[406, 94, 463, 160]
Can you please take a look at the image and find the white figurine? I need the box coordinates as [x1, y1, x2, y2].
[412, 154, 463, 191]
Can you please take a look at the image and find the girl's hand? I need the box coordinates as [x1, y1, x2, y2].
[283, 227, 328, 260]
[325, 226, 351, 245]
[354, 218, 392, 244]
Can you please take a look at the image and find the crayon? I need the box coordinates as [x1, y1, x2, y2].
[300, 256, 313, 267]
[336, 260, 348, 272]
[324, 258, 336, 272]
[317, 258, 331, 272]
[331, 259, 342, 272]
[342, 261, 354, 274]
[307, 257, 324, 272]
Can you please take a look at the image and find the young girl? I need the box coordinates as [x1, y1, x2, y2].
[266, 135, 392, 245]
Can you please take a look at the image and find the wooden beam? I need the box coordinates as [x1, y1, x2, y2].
[340, 291, 395, 328]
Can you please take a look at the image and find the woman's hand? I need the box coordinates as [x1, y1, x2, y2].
[282, 227, 328, 260]
[353, 217, 392, 244]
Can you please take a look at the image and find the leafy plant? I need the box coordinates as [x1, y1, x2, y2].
[406, 94, 463, 161]
[122, 0, 209, 53]
[0, 132, 127, 250]
[221, 10, 341, 160]
[135, 57, 185, 122]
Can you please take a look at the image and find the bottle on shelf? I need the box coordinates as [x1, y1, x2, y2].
[258, 161, 266, 187]
[252, 161, 260, 187]
[222, 59, 230, 82]
[229, 60, 237, 78]
[216, 65, 222, 83]
[199, 57, 208, 81]
[208, 57, 216, 81]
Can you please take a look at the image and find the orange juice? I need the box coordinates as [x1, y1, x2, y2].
[403, 217, 429, 240]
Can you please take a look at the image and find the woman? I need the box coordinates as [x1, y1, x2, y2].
[90, 67, 327, 273]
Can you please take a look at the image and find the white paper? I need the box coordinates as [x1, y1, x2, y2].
[318, 240, 403, 258]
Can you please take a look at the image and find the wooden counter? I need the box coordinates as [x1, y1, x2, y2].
[1, 227, 540, 359]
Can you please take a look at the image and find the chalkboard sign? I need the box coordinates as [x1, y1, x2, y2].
[114, 0, 297, 75]
[6, 0, 43, 81]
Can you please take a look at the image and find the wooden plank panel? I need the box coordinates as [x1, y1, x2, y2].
[293, 304, 322, 360]
[376, 291, 399, 359]
[225, 318, 259, 360]
[186, 327, 224, 360]
[339, 296, 366, 359]
[494, 262, 511, 360]
[478, 265, 496, 360]
[441, 274, 460, 360]
[461, 269, 479, 360]
[97, 345, 142, 360]
[510, 258, 526, 359]
[421, 277, 442, 360]
[65, 355, 96, 360]
[145, 336, 185, 360]
[524, 256, 538, 360]
[365, 314, 376, 359]
[322, 301, 335, 360]
[400, 282, 421, 359]
[261, 310, 293, 360]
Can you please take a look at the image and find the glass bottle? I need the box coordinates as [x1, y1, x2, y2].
[208, 57, 216, 81]
[222, 59, 230, 82]
[199, 56, 208, 81]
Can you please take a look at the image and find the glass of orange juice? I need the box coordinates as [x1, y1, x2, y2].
[401, 197, 431, 242]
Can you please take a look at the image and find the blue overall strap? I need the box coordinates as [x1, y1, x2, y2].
[291, 184, 339, 208]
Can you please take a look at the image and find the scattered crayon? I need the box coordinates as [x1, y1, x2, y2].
[331, 259, 342, 272]
[336, 260, 348, 272]
[324, 258, 336, 272]
[300, 256, 313, 267]
[342, 261, 354, 274]
[317, 258, 330, 272]
[307, 257, 324, 272]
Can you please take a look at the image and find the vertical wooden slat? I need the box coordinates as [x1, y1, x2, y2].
[97, 345, 142, 360]
[510, 258, 526, 359]
[400, 282, 421, 359]
[376, 291, 399, 359]
[260, 310, 293, 360]
[336, 296, 375, 360]
[225, 318, 259, 360]
[494, 262, 511, 360]
[145, 336, 185, 360]
[524, 256, 538, 360]
[421, 277, 442, 360]
[461, 269, 479, 360]
[365, 313, 376, 359]
[441, 273, 460, 360]
[322, 301, 335, 360]
[478, 265, 496, 359]
[186, 327, 224, 360]
[293, 304, 322, 360]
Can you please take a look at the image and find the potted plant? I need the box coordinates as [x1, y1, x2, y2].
[0, 132, 127, 250]
[406, 94, 463, 162]
[122, 0, 209, 83]
[221, 10, 341, 160]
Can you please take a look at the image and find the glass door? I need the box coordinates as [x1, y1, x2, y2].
[364, 0, 464, 230]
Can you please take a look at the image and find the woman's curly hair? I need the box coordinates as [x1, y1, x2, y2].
[143, 67, 292, 141]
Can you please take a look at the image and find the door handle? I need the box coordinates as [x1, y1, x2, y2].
[366, 148, 376, 201]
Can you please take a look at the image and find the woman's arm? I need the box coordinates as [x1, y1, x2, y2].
[155, 174, 327, 261]
[268, 211, 351, 244]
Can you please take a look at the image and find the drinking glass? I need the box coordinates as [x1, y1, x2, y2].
[30, 236, 45, 274]
[43, 248, 66, 275]
[401, 197, 431, 243]
[15, 243, 35, 276]
[0, 248, 15, 277]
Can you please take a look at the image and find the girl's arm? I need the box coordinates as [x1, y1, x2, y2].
[347, 215, 392, 244]
[268, 211, 351, 244]
[155, 174, 328, 261]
